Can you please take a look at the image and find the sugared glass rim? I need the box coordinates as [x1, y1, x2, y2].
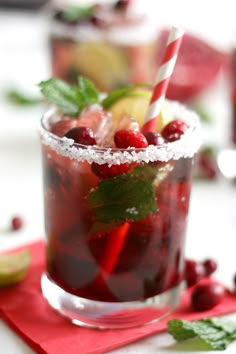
[39, 101, 201, 165]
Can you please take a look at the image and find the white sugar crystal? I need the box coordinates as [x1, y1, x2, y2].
[126, 207, 139, 215]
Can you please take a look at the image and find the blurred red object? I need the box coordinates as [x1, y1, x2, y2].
[157, 30, 229, 102]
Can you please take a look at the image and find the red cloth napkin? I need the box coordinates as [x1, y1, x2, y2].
[1, 240, 236, 354]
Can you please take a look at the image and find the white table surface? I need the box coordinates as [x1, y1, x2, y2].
[1, 5, 236, 354]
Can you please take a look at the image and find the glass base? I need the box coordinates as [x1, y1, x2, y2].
[41, 273, 184, 329]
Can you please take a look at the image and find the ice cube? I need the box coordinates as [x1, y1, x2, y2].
[79, 105, 113, 146]
[103, 113, 140, 147]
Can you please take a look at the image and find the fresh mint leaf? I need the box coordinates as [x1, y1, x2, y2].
[38, 77, 100, 116]
[61, 5, 94, 23]
[87, 172, 157, 225]
[101, 83, 151, 109]
[77, 76, 100, 107]
[168, 318, 236, 351]
[39, 79, 80, 116]
[5, 89, 42, 106]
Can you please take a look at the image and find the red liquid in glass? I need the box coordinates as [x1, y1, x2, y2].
[42, 143, 192, 303]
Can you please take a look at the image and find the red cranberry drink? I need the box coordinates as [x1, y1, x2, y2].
[48, 1, 157, 91]
[39, 77, 201, 328]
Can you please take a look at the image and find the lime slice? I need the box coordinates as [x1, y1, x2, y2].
[0, 249, 31, 287]
[156, 101, 174, 133]
[108, 90, 151, 126]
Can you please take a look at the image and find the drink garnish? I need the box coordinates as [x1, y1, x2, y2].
[87, 170, 157, 225]
[39, 77, 99, 116]
[167, 317, 236, 351]
[101, 83, 151, 109]
[0, 249, 31, 287]
[38, 76, 150, 116]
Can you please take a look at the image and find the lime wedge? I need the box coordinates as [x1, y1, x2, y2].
[0, 249, 31, 287]
[108, 89, 151, 126]
[156, 101, 174, 133]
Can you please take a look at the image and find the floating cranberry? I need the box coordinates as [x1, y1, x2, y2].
[191, 282, 225, 311]
[114, 129, 148, 149]
[91, 162, 131, 178]
[161, 119, 189, 142]
[144, 132, 166, 146]
[185, 259, 205, 287]
[64, 127, 97, 145]
[50, 119, 79, 137]
[11, 216, 23, 231]
[202, 258, 217, 276]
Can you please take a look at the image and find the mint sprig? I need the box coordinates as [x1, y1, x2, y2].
[38, 77, 99, 116]
[87, 171, 157, 225]
[38, 77, 151, 117]
[168, 318, 236, 351]
[77, 76, 100, 107]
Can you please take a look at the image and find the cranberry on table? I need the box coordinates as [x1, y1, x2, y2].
[144, 132, 166, 146]
[114, 129, 148, 148]
[185, 259, 205, 287]
[11, 216, 23, 231]
[64, 127, 97, 145]
[191, 282, 225, 311]
[161, 119, 189, 142]
[202, 258, 217, 276]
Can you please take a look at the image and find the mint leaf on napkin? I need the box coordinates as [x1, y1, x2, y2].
[87, 172, 157, 225]
[168, 318, 236, 351]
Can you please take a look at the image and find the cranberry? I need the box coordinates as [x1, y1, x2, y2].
[11, 216, 23, 231]
[114, 129, 148, 149]
[191, 282, 225, 311]
[90, 15, 109, 27]
[161, 119, 189, 142]
[50, 119, 79, 137]
[114, 0, 130, 10]
[64, 127, 97, 145]
[202, 258, 217, 276]
[91, 162, 132, 179]
[185, 259, 205, 287]
[144, 132, 166, 146]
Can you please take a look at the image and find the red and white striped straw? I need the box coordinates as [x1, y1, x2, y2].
[141, 26, 184, 134]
